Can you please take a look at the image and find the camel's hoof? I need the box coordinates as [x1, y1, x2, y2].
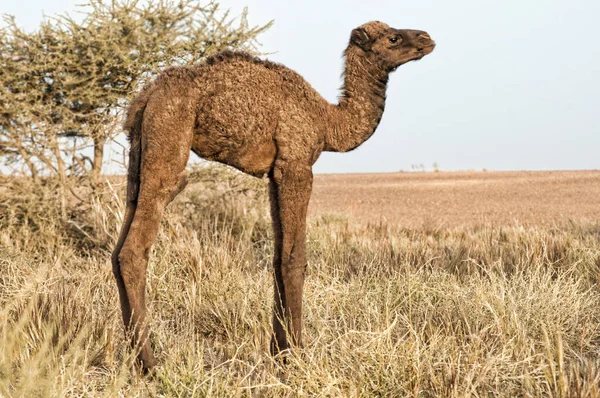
[270, 337, 291, 364]
[134, 355, 157, 376]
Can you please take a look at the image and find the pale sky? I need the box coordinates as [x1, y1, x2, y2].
[4, 0, 599, 173]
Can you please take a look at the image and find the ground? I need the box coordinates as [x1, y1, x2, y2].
[310, 170, 600, 227]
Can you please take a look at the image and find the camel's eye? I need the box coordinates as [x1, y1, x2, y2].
[389, 36, 401, 44]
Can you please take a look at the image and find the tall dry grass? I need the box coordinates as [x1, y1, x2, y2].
[1, 165, 600, 397]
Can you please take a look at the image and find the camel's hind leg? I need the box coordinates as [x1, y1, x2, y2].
[114, 119, 192, 372]
[112, 131, 143, 350]
[112, 201, 137, 337]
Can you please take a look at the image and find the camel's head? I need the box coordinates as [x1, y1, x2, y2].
[350, 21, 435, 72]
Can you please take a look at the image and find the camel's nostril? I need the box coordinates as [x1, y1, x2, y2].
[418, 33, 431, 40]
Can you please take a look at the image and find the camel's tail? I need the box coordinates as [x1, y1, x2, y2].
[112, 85, 154, 267]
[123, 85, 154, 205]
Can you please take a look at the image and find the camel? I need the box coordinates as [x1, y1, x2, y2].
[111, 21, 435, 371]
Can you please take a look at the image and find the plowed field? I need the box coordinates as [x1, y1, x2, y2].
[309, 170, 600, 227]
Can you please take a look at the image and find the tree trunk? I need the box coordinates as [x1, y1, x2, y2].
[54, 146, 67, 184]
[48, 136, 68, 220]
[24, 157, 38, 181]
[92, 136, 106, 180]
[17, 147, 39, 182]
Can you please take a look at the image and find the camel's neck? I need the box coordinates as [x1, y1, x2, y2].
[324, 47, 389, 152]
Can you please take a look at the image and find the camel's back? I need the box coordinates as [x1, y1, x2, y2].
[197, 52, 327, 120]
[149, 51, 329, 176]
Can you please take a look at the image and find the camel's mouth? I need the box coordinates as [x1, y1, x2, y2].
[412, 43, 436, 61]
[417, 43, 436, 54]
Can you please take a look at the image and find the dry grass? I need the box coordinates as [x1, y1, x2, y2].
[1, 166, 600, 397]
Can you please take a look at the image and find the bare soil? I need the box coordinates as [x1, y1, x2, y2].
[309, 170, 600, 228]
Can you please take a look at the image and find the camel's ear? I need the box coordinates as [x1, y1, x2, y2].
[350, 27, 372, 51]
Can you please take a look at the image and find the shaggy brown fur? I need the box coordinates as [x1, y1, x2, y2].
[112, 21, 435, 371]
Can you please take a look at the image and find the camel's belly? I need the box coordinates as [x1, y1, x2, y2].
[191, 133, 276, 178]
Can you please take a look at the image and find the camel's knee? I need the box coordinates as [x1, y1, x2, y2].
[281, 244, 307, 269]
[282, 262, 306, 284]
[117, 245, 146, 287]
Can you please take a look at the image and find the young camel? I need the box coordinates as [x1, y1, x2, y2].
[112, 21, 435, 371]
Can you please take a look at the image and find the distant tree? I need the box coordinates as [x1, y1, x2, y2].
[0, 0, 271, 181]
[0, 22, 69, 182]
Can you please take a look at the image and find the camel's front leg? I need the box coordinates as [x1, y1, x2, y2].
[269, 159, 313, 355]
